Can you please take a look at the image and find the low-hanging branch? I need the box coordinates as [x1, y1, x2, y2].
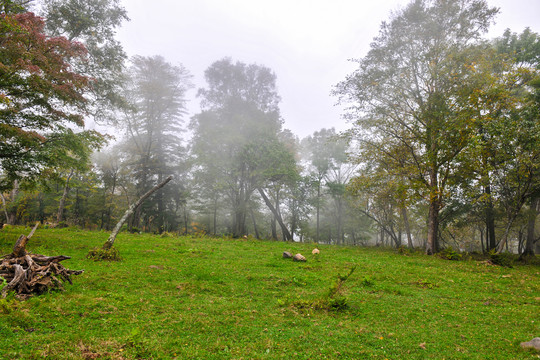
[103, 175, 173, 249]
[0, 223, 83, 299]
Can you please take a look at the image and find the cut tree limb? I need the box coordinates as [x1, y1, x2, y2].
[103, 175, 173, 249]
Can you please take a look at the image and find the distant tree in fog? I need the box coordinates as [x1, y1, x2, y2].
[119, 55, 192, 232]
[191, 58, 295, 238]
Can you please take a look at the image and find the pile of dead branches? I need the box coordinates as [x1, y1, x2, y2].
[0, 223, 83, 299]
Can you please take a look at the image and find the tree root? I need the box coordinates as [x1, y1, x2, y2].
[0, 223, 83, 299]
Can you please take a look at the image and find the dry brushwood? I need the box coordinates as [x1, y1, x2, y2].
[0, 223, 83, 299]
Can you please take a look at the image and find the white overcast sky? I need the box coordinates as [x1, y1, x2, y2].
[115, 0, 540, 139]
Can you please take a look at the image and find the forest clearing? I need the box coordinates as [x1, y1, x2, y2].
[0, 226, 538, 359]
[2, 0, 540, 357]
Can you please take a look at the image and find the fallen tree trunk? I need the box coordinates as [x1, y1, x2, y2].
[0, 223, 83, 299]
[103, 175, 173, 249]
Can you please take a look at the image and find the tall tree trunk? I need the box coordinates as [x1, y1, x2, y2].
[103, 175, 173, 249]
[496, 213, 519, 254]
[518, 229, 524, 255]
[233, 187, 247, 238]
[213, 198, 218, 236]
[0, 193, 9, 224]
[401, 206, 413, 248]
[183, 205, 189, 235]
[426, 197, 440, 255]
[275, 191, 289, 241]
[426, 166, 440, 255]
[271, 216, 277, 240]
[316, 180, 321, 242]
[522, 196, 539, 257]
[336, 197, 343, 245]
[484, 185, 496, 252]
[156, 173, 164, 233]
[479, 227, 485, 253]
[258, 188, 291, 241]
[7, 180, 19, 225]
[250, 209, 260, 239]
[290, 197, 297, 241]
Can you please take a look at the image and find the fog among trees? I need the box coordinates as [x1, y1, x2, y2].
[1, 0, 540, 257]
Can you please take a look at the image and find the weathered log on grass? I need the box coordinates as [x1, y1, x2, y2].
[0, 223, 83, 299]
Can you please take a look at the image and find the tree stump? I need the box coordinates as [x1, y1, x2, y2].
[0, 223, 83, 299]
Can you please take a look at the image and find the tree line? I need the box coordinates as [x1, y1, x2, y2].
[1, 0, 539, 257]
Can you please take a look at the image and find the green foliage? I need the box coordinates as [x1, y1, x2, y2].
[415, 279, 439, 289]
[0, 298, 11, 314]
[397, 245, 412, 256]
[41, 0, 130, 122]
[438, 247, 462, 261]
[86, 246, 121, 261]
[360, 275, 375, 287]
[117, 55, 192, 233]
[124, 327, 155, 359]
[0, 276, 7, 295]
[159, 231, 175, 238]
[335, 0, 517, 255]
[191, 58, 286, 238]
[289, 265, 356, 312]
[489, 251, 515, 268]
[0, 11, 105, 189]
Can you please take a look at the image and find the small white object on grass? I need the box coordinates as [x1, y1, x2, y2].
[293, 253, 306, 262]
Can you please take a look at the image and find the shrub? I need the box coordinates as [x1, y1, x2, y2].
[129, 227, 141, 234]
[397, 245, 412, 255]
[287, 265, 356, 312]
[438, 247, 462, 261]
[489, 251, 514, 268]
[361, 275, 375, 287]
[415, 279, 438, 289]
[87, 247, 122, 261]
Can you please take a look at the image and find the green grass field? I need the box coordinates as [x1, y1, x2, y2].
[0, 226, 539, 359]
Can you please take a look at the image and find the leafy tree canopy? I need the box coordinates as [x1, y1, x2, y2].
[0, 10, 103, 189]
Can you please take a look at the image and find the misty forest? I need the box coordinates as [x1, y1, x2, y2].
[1, 0, 540, 358]
[1, 0, 540, 257]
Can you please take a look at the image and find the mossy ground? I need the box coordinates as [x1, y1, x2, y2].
[0, 226, 538, 359]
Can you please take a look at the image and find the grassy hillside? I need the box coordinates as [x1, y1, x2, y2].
[0, 226, 538, 359]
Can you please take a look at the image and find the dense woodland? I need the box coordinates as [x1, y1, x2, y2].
[1, 0, 539, 257]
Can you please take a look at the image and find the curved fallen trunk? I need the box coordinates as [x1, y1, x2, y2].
[0, 223, 83, 299]
[103, 175, 173, 249]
